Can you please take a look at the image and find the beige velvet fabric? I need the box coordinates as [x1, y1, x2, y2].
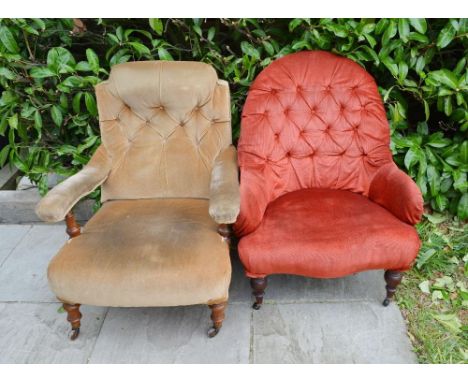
[48, 199, 231, 306]
[96, 61, 233, 202]
[209, 145, 240, 223]
[35, 61, 239, 307]
[35, 146, 111, 222]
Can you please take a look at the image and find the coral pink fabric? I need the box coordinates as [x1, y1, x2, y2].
[234, 51, 423, 278]
[238, 189, 421, 278]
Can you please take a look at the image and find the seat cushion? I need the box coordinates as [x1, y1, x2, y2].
[48, 199, 230, 307]
[238, 189, 420, 278]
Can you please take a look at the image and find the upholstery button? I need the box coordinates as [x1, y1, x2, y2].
[180, 121, 186, 126]
[270, 89, 277, 94]
[296, 85, 302, 91]
[274, 133, 279, 139]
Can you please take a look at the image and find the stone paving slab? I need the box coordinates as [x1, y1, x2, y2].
[0, 224, 32, 265]
[0, 303, 106, 363]
[266, 271, 385, 303]
[0, 224, 417, 363]
[89, 304, 251, 363]
[251, 301, 416, 364]
[0, 224, 65, 302]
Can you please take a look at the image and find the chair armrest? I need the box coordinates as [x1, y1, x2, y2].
[233, 164, 271, 237]
[368, 162, 424, 225]
[35, 145, 111, 223]
[209, 145, 240, 224]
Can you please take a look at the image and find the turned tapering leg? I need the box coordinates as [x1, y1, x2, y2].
[250, 277, 268, 310]
[208, 302, 227, 338]
[63, 303, 82, 340]
[383, 270, 403, 306]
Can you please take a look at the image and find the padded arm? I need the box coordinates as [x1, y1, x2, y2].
[368, 162, 424, 225]
[35, 145, 112, 223]
[233, 165, 271, 237]
[209, 145, 240, 224]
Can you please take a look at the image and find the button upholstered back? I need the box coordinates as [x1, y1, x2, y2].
[95, 61, 232, 201]
[238, 51, 392, 200]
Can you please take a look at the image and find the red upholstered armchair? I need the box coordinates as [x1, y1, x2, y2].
[234, 51, 423, 309]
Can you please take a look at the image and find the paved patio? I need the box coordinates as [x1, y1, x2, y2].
[0, 224, 417, 363]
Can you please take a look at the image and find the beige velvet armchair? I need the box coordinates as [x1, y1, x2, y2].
[36, 61, 240, 339]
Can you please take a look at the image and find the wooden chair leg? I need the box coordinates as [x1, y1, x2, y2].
[63, 303, 82, 340]
[250, 277, 267, 310]
[208, 302, 227, 338]
[383, 270, 403, 306]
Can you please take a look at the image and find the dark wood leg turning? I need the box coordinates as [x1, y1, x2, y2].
[217, 224, 232, 246]
[383, 270, 403, 307]
[208, 302, 227, 338]
[250, 277, 267, 310]
[63, 303, 82, 340]
[65, 212, 81, 238]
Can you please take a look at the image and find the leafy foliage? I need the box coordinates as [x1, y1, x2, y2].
[0, 18, 467, 216]
[398, 217, 467, 363]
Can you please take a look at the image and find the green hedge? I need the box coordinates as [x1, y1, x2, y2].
[0, 18, 467, 218]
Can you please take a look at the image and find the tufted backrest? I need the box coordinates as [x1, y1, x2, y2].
[238, 51, 393, 202]
[95, 61, 232, 201]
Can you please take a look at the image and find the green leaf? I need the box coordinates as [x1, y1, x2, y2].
[408, 32, 429, 43]
[382, 20, 397, 45]
[432, 313, 462, 334]
[398, 19, 410, 42]
[86, 48, 100, 74]
[409, 18, 427, 34]
[418, 280, 430, 294]
[424, 212, 447, 224]
[437, 23, 457, 48]
[427, 132, 451, 148]
[61, 75, 83, 88]
[435, 194, 448, 211]
[207, 27, 215, 42]
[50, 106, 63, 127]
[72, 92, 83, 114]
[30, 67, 56, 78]
[149, 18, 163, 35]
[241, 41, 260, 60]
[0, 26, 19, 53]
[417, 249, 437, 269]
[157, 47, 173, 61]
[427, 165, 440, 196]
[404, 147, 420, 169]
[444, 96, 453, 116]
[127, 42, 151, 56]
[458, 193, 468, 219]
[84, 93, 97, 116]
[459, 141, 468, 164]
[262, 41, 275, 56]
[398, 62, 408, 82]
[0, 67, 15, 80]
[8, 114, 18, 129]
[34, 110, 42, 130]
[0, 145, 10, 167]
[47, 47, 75, 74]
[429, 69, 459, 90]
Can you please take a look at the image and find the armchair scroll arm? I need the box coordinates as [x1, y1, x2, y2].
[35, 145, 112, 223]
[368, 162, 424, 225]
[209, 145, 240, 225]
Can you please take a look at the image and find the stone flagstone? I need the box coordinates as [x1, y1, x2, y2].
[0, 224, 418, 363]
